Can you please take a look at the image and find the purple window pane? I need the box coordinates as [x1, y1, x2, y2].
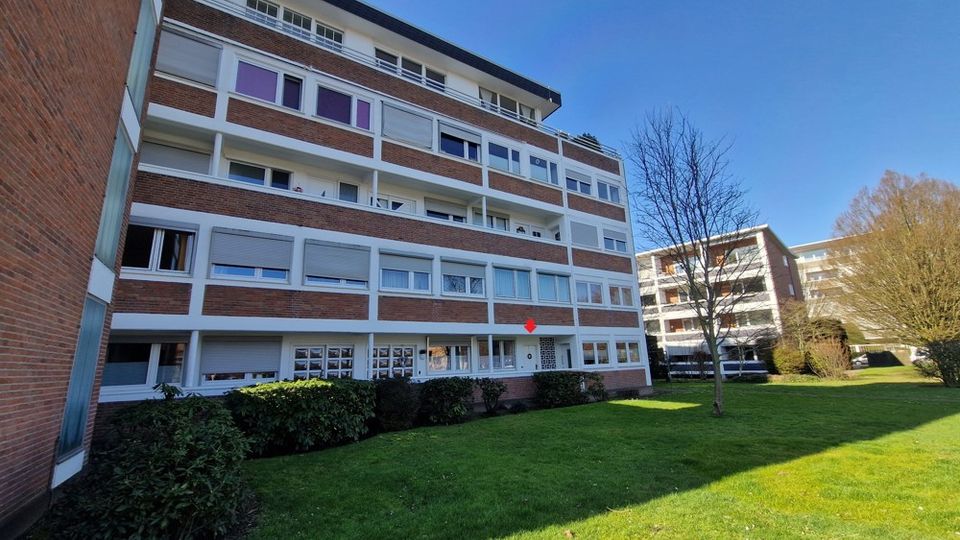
[316, 86, 352, 125]
[236, 61, 277, 102]
[282, 75, 302, 110]
[356, 99, 371, 130]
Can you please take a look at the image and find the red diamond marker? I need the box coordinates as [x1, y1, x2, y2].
[524, 318, 537, 333]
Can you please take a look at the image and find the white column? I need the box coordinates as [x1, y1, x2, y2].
[370, 170, 379, 207]
[210, 132, 223, 177]
[366, 332, 374, 380]
[487, 334, 494, 373]
[185, 330, 201, 388]
[481, 195, 488, 228]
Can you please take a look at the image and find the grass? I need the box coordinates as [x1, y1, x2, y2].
[244, 367, 960, 539]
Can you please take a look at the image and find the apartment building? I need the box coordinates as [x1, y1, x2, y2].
[638, 226, 801, 375]
[99, 0, 650, 411]
[0, 0, 162, 533]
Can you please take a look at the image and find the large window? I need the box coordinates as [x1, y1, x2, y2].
[570, 221, 599, 248]
[382, 103, 433, 149]
[201, 337, 280, 382]
[494, 268, 531, 299]
[246, 0, 279, 19]
[316, 85, 371, 129]
[582, 341, 609, 366]
[338, 182, 359, 203]
[209, 228, 293, 282]
[530, 156, 559, 185]
[424, 198, 467, 223]
[479, 340, 516, 370]
[57, 297, 107, 458]
[479, 87, 536, 123]
[372, 345, 415, 379]
[473, 211, 509, 231]
[489, 142, 520, 174]
[293, 345, 353, 379]
[228, 161, 290, 190]
[616, 341, 642, 364]
[576, 281, 604, 304]
[303, 241, 369, 288]
[441, 261, 485, 297]
[235, 60, 302, 110]
[597, 180, 622, 204]
[603, 229, 628, 253]
[103, 342, 186, 387]
[428, 345, 470, 373]
[121, 223, 195, 273]
[565, 170, 591, 194]
[380, 253, 432, 292]
[439, 123, 480, 162]
[609, 285, 634, 307]
[538, 273, 571, 303]
[156, 30, 221, 87]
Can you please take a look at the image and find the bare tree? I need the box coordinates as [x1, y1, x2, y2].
[628, 110, 761, 416]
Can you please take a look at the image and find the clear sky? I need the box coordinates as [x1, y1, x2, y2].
[367, 0, 960, 247]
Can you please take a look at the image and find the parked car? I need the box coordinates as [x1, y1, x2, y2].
[851, 354, 870, 369]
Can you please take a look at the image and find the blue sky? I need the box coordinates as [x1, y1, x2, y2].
[369, 0, 960, 247]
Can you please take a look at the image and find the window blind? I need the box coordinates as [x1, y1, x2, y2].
[380, 253, 432, 273]
[603, 229, 628, 242]
[382, 104, 433, 148]
[303, 241, 370, 281]
[140, 142, 211, 174]
[200, 337, 281, 374]
[570, 221, 599, 247]
[441, 260, 485, 279]
[565, 169, 591, 184]
[424, 198, 466, 218]
[438, 122, 481, 145]
[156, 30, 221, 86]
[209, 228, 293, 269]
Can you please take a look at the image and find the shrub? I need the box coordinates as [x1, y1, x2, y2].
[645, 334, 669, 379]
[224, 378, 375, 456]
[508, 401, 530, 414]
[927, 340, 960, 387]
[914, 358, 941, 379]
[475, 377, 507, 414]
[418, 377, 475, 425]
[532, 371, 608, 407]
[374, 377, 420, 432]
[585, 372, 607, 401]
[772, 345, 808, 375]
[40, 397, 248, 539]
[808, 338, 851, 379]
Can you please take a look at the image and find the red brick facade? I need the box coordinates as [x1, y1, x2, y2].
[571, 249, 634, 274]
[382, 142, 482, 185]
[113, 280, 191, 314]
[133, 172, 570, 264]
[598, 368, 648, 391]
[494, 304, 575, 326]
[561, 140, 621, 175]
[763, 230, 803, 304]
[227, 98, 374, 157]
[150, 76, 216, 117]
[378, 296, 488, 323]
[202, 285, 368, 319]
[0, 0, 143, 529]
[577, 308, 640, 328]
[488, 171, 564, 206]
[567, 193, 626, 221]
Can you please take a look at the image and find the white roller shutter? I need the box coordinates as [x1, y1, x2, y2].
[380, 253, 432, 273]
[140, 142, 211, 174]
[570, 221, 599, 247]
[303, 241, 370, 281]
[382, 104, 433, 148]
[441, 261, 485, 279]
[200, 337, 281, 375]
[156, 30, 221, 86]
[209, 228, 293, 270]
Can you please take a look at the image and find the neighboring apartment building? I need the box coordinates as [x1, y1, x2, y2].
[637, 225, 802, 375]
[102, 0, 650, 408]
[0, 0, 162, 533]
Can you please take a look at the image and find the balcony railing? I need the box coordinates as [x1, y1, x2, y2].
[195, 0, 622, 159]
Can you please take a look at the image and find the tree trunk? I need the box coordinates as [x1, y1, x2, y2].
[708, 339, 724, 416]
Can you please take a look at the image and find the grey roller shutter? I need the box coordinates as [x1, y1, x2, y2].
[441, 261, 485, 279]
[200, 337, 281, 375]
[380, 253, 432, 273]
[140, 142, 211, 174]
[304, 241, 370, 281]
[603, 229, 628, 242]
[570, 221, 599, 247]
[382, 104, 433, 148]
[156, 30, 221, 86]
[565, 169, 591, 183]
[424, 197, 466, 218]
[209, 228, 293, 269]
[438, 122, 481, 145]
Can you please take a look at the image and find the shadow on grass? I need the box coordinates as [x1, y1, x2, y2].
[243, 373, 960, 539]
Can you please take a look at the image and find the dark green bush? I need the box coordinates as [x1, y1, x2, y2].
[40, 397, 248, 539]
[914, 358, 941, 379]
[224, 378, 375, 456]
[645, 334, 669, 380]
[533, 371, 600, 408]
[418, 377, 475, 425]
[584, 372, 607, 401]
[927, 340, 960, 387]
[772, 345, 808, 375]
[475, 377, 507, 414]
[375, 377, 420, 431]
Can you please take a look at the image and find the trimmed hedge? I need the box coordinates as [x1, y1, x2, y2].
[419, 377, 475, 425]
[39, 397, 248, 539]
[534, 371, 606, 407]
[375, 377, 420, 431]
[224, 378, 375, 456]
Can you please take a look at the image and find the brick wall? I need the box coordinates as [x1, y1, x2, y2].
[488, 171, 563, 206]
[150, 76, 216, 117]
[577, 308, 640, 328]
[0, 0, 142, 528]
[203, 285, 368, 319]
[572, 249, 634, 274]
[378, 296, 487, 323]
[567, 193, 626, 221]
[113, 279, 191, 314]
[763, 230, 802, 304]
[598, 368, 648, 391]
[134, 172, 569, 264]
[562, 140, 621, 175]
[227, 98, 373, 157]
[382, 142, 482, 185]
[494, 303, 574, 326]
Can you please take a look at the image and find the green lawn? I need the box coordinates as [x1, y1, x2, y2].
[245, 367, 960, 539]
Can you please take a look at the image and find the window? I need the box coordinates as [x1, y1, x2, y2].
[644, 319, 661, 333]
[424, 198, 467, 223]
[576, 281, 603, 304]
[565, 170, 591, 194]
[737, 310, 774, 327]
[425, 68, 446, 91]
[94, 127, 134, 268]
[209, 228, 293, 282]
[788, 283, 796, 297]
[609, 285, 634, 306]
[479, 87, 536, 123]
[103, 342, 186, 386]
[783, 255, 789, 267]
[200, 337, 280, 382]
[375, 48, 399, 72]
[382, 103, 433, 148]
[303, 241, 369, 288]
[640, 294, 656, 307]
[121, 223, 195, 273]
[236, 61, 297, 109]
[372, 345, 415, 379]
[428, 345, 470, 373]
[338, 182, 359, 203]
[603, 229, 628, 253]
[582, 341, 609, 366]
[538, 273, 571, 303]
[57, 297, 107, 458]
[616, 341, 642, 364]
[479, 340, 516, 370]
[293, 345, 353, 380]
[473, 211, 509, 231]
[140, 141, 210, 174]
[316, 86, 370, 129]
[597, 180, 622, 203]
[282, 7, 311, 37]
[373, 194, 416, 214]
[126, 0, 158, 110]
[530, 156, 559, 185]
[668, 318, 696, 333]
[397, 57, 446, 90]
[441, 261, 485, 297]
[515, 223, 547, 239]
[494, 268, 531, 299]
[489, 142, 520, 174]
[380, 253, 432, 292]
[570, 222, 599, 248]
[156, 30, 221, 87]
[282, 74, 302, 110]
[439, 123, 480, 161]
[228, 161, 290, 190]
[246, 0, 279, 19]
[315, 21, 343, 50]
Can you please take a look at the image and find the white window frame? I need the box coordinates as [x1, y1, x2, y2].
[292, 344, 354, 380]
[537, 273, 571, 303]
[494, 268, 531, 300]
[227, 160, 291, 190]
[439, 126, 480, 162]
[234, 58, 303, 111]
[609, 285, 634, 307]
[479, 87, 537, 123]
[441, 272, 485, 298]
[338, 181, 359, 203]
[581, 341, 610, 367]
[211, 264, 289, 282]
[246, 0, 279, 20]
[603, 233, 628, 253]
[376, 48, 446, 91]
[121, 224, 195, 275]
[488, 141, 521, 175]
[566, 174, 591, 195]
[615, 341, 642, 364]
[597, 180, 622, 204]
[102, 342, 187, 389]
[529, 155, 559, 185]
[575, 280, 604, 305]
[380, 268, 431, 293]
[473, 210, 509, 231]
[304, 275, 368, 289]
[371, 344, 416, 379]
[514, 222, 547, 239]
[427, 344, 471, 374]
[373, 193, 417, 214]
[479, 339, 517, 371]
[314, 83, 372, 130]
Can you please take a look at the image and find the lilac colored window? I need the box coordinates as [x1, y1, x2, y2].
[356, 99, 371, 130]
[236, 61, 277, 102]
[316, 86, 352, 125]
[281, 75, 302, 110]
